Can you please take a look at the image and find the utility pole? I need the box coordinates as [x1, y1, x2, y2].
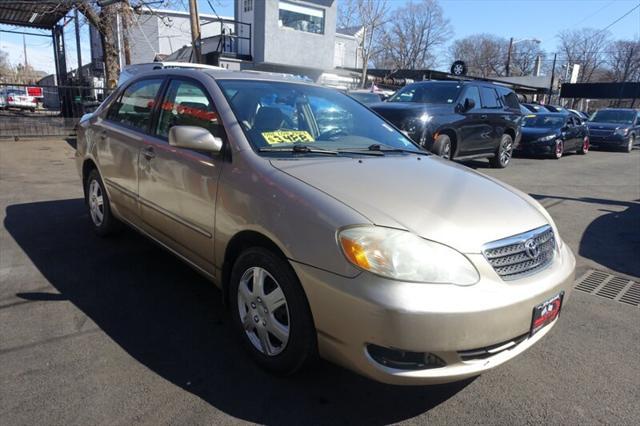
[547, 53, 557, 104]
[23, 34, 28, 67]
[188, 0, 202, 63]
[506, 37, 513, 77]
[74, 9, 83, 82]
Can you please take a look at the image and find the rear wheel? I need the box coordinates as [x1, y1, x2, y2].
[489, 134, 513, 168]
[551, 140, 564, 159]
[230, 247, 317, 375]
[85, 169, 120, 236]
[433, 134, 452, 159]
[577, 136, 589, 155]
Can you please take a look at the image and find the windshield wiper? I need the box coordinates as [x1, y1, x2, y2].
[367, 144, 431, 155]
[259, 145, 339, 155]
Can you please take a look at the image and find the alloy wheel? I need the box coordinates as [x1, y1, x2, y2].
[88, 179, 104, 226]
[500, 139, 513, 166]
[582, 137, 589, 153]
[237, 266, 290, 356]
[440, 141, 451, 159]
[555, 140, 564, 159]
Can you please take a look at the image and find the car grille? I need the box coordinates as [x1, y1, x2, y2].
[483, 225, 555, 280]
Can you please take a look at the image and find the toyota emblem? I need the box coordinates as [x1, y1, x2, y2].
[524, 239, 539, 259]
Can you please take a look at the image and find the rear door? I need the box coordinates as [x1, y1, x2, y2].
[137, 77, 224, 275]
[564, 116, 579, 150]
[95, 78, 164, 222]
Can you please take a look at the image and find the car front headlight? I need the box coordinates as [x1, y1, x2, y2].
[401, 114, 432, 133]
[338, 226, 479, 285]
[614, 127, 629, 136]
[537, 134, 557, 142]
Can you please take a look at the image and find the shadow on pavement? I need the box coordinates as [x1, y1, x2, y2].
[531, 194, 640, 278]
[4, 198, 472, 424]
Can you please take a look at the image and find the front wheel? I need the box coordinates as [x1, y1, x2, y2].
[433, 134, 452, 160]
[230, 247, 317, 375]
[577, 137, 589, 155]
[624, 134, 634, 153]
[489, 134, 513, 168]
[551, 140, 564, 159]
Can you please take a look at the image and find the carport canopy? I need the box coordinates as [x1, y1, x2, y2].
[0, 1, 71, 29]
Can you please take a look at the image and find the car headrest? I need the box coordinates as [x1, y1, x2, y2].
[253, 106, 285, 132]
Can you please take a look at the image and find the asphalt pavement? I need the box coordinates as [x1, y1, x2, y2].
[1, 138, 638, 425]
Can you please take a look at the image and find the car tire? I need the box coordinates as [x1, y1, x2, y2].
[551, 140, 564, 159]
[625, 134, 634, 153]
[489, 134, 513, 168]
[577, 137, 589, 155]
[85, 169, 120, 236]
[433, 134, 452, 160]
[230, 247, 317, 375]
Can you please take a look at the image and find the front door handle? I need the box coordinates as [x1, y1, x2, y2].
[142, 147, 156, 160]
[480, 114, 488, 120]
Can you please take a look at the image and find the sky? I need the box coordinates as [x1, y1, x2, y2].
[1, 0, 639, 76]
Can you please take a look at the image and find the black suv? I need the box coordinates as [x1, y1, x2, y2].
[371, 81, 523, 168]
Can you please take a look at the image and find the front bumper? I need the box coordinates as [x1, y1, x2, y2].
[292, 243, 575, 385]
[589, 134, 626, 146]
[514, 140, 555, 156]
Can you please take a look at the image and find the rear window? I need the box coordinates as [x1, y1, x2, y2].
[497, 87, 520, 110]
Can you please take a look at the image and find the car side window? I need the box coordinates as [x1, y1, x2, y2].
[463, 86, 481, 111]
[156, 79, 222, 140]
[498, 88, 520, 110]
[106, 79, 163, 132]
[480, 87, 500, 109]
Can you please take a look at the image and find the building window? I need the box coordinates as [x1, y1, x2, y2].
[243, 0, 253, 12]
[278, 1, 324, 34]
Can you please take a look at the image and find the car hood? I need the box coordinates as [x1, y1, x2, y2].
[587, 122, 626, 130]
[270, 156, 548, 253]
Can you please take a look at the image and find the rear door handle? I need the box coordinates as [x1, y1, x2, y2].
[142, 147, 156, 160]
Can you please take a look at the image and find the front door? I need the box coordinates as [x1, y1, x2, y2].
[138, 78, 224, 275]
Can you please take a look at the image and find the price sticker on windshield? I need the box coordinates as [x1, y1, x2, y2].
[262, 130, 314, 145]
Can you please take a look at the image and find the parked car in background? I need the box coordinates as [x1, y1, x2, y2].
[521, 103, 550, 114]
[370, 81, 522, 168]
[544, 105, 569, 114]
[516, 113, 589, 159]
[0, 86, 37, 112]
[568, 109, 589, 121]
[75, 69, 574, 385]
[587, 108, 638, 153]
[117, 62, 227, 86]
[347, 90, 385, 104]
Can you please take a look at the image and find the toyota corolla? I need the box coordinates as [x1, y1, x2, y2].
[75, 69, 575, 385]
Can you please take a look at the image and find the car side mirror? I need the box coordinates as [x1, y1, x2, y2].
[168, 125, 223, 153]
[460, 98, 475, 112]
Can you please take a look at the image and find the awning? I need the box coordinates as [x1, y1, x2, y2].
[0, 1, 71, 29]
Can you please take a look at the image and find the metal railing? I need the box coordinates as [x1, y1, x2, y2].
[0, 83, 110, 139]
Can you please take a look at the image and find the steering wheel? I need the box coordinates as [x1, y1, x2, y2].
[317, 128, 348, 141]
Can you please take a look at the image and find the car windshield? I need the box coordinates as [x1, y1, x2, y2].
[387, 82, 462, 104]
[589, 110, 635, 124]
[522, 115, 565, 128]
[217, 80, 421, 154]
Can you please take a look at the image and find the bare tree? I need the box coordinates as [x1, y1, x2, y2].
[338, 0, 389, 87]
[509, 40, 545, 76]
[557, 28, 610, 83]
[449, 34, 508, 78]
[376, 0, 451, 70]
[606, 40, 640, 82]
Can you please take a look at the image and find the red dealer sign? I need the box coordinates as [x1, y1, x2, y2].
[26, 87, 43, 98]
